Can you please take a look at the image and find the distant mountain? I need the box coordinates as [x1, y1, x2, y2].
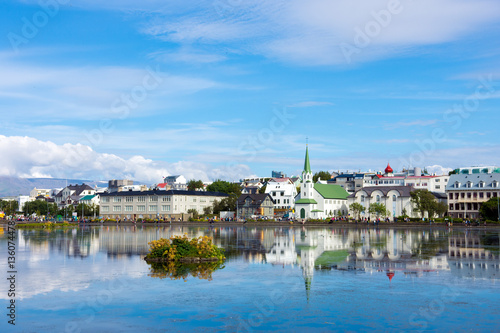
[0, 177, 106, 197]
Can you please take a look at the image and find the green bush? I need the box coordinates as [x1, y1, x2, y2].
[146, 235, 225, 261]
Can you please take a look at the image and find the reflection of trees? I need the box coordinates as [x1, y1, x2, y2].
[147, 261, 225, 281]
[413, 231, 449, 259]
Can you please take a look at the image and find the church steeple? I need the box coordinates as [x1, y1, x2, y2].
[304, 145, 312, 174]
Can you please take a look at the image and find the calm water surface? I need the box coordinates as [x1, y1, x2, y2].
[1, 225, 499, 332]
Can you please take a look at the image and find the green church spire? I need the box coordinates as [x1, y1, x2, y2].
[304, 145, 312, 174]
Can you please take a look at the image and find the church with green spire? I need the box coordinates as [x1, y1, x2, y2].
[294, 145, 349, 220]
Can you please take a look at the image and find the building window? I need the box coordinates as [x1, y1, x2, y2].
[161, 205, 170, 212]
[149, 205, 157, 211]
[125, 206, 133, 212]
[113, 206, 121, 212]
[449, 204, 453, 210]
[149, 196, 158, 202]
[467, 193, 472, 198]
[376, 195, 380, 203]
[393, 195, 397, 201]
[435, 185, 440, 189]
[125, 197, 134, 202]
[113, 197, 121, 203]
[137, 196, 146, 202]
[137, 205, 145, 212]
[102, 197, 110, 203]
[449, 193, 453, 200]
[487, 192, 491, 198]
[360, 195, 364, 203]
[479, 192, 484, 198]
[162, 196, 171, 202]
[101, 206, 109, 212]
[455, 193, 459, 200]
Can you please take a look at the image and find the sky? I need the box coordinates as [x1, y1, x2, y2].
[1, 0, 500, 183]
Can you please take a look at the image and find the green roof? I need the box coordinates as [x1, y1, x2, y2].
[304, 146, 312, 174]
[311, 209, 323, 212]
[295, 198, 318, 204]
[80, 195, 96, 201]
[314, 183, 349, 199]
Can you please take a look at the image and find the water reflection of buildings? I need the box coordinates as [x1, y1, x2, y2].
[17, 226, 499, 283]
[448, 233, 499, 280]
[265, 228, 500, 287]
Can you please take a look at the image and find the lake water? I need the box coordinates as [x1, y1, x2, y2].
[1, 225, 499, 332]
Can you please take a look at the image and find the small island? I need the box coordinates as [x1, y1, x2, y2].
[145, 235, 226, 281]
[145, 235, 225, 263]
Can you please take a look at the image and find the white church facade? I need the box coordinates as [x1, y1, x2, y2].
[294, 146, 349, 220]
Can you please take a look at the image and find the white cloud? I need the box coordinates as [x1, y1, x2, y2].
[288, 101, 333, 108]
[0, 136, 252, 182]
[0, 60, 218, 121]
[425, 165, 453, 176]
[385, 119, 439, 130]
[138, 0, 500, 65]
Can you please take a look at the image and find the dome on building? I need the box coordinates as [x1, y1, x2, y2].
[385, 163, 393, 174]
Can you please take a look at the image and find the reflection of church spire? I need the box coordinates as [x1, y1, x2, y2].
[305, 276, 312, 302]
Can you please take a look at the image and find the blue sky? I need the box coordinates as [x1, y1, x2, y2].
[1, 0, 499, 182]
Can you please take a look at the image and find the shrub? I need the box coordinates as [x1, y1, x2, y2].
[146, 235, 225, 261]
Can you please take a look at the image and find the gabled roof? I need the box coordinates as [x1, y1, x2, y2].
[314, 183, 349, 200]
[446, 173, 500, 190]
[80, 195, 96, 201]
[237, 193, 273, 206]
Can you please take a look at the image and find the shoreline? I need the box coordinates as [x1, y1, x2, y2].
[2, 220, 499, 229]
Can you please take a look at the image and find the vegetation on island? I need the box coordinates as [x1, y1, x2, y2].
[145, 235, 225, 262]
[145, 235, 226, 281]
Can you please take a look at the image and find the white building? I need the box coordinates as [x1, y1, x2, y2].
[54, 184, 96, 207]
[294, 146, 349, 220]
[265, 177, 297, 216]
[163, 175, 187, 190]
[99, 189, 228, 220]
[29, 188, 51, 199]
[347, 186, 417, 219]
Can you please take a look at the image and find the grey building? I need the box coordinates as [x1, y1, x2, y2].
[446, 173, 500, 219]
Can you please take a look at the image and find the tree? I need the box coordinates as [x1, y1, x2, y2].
[349, 202, 365, 220]
[23, 200, 57, 217]
[212, 195, 238, 215]
[296, 186, 301, 195]
[368, 203, 389, 218]
[480, 197, 500, 220]
[0, 200, 19, 216]
[75, 203, 98, 218]
[410, 189, 440, 218]
[203, 206, 212, 216]
[313, 171, 331, 182]
[187, 208, 199, 219]
[259, 185, 267, 194]
[206, 180, 241, 196]
[187, 179, 204, 191]
[435, 201, 448, 218]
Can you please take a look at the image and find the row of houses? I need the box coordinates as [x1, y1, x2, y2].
[3, 147, 499, 221]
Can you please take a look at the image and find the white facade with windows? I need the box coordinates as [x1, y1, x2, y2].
[99, 190, 228, 220]
[265, 178, 298, 213]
